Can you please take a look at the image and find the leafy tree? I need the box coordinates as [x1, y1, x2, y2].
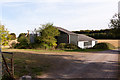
[17, 33, 28, 42]
[0, 25, 10, 46]
[10, 33, 16, 40]
[18, 33, 26, 39]
[109, 13, 120, 35]
[15, 36, 29, 49]
[37, 23, 60, 49]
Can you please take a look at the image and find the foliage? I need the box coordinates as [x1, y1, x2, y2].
[73, 28, 120, 39]
[93, 43, 115, 50]
[39, 43, 50, 49]
[0, 25, 11, 46]
[34, 36, 41, 43]
[58, 43, 66, 49]
[108, 13, 120, 36]
[105, 43, 116, 49]
[73, 13, 120, 39]
[15, 36, 29, 49]
[9, 33, 16, 40]
[58, 43, 79, 49]
[93, 43, 109, 49]
[18, 33, 26, 39]
[36, 23, 60, 49]
[65, 43, 79, 49]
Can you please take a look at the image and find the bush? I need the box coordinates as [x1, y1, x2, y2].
[58, 43, 79, 49]
[15, 43, 29, 49]
[65, 43, 79, 49]
[93, 42, 115, 50]
[39, 43, 50, 49]
[58, 43, 66, 49]
[15, 36, 29, 49]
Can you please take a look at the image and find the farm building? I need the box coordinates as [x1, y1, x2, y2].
[55, 27, 97, 49]
[29, 27, 97, 49]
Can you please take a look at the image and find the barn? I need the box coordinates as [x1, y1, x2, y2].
[56, 27, 97, 49]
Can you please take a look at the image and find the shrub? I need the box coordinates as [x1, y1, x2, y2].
[58, 43, 79, 49]
[106, 42, 116, 49]
[58, 43, 66, 49]
[93, 42, 115, 50]
[15, 36, 29, 49]
[39, 43, 50, 49]
[65, 43, 79, 49]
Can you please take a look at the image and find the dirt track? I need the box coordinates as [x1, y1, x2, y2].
[38, 50, 119, 78]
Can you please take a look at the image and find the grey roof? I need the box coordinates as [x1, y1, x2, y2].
[56, 27, 76, 35]
[56, 27, 96, 41]
[78, 34, 96, 41]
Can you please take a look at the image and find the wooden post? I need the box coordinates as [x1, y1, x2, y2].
[11, 53, 14, 77]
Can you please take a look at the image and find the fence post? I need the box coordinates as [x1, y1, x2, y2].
[11, 53, 14, 76]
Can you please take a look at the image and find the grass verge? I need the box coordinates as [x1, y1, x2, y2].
[2, 48, 106, 53]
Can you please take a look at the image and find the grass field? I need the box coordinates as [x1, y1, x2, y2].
[97, 39, 120, 48]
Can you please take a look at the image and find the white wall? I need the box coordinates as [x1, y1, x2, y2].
[78, 41, 84, 49]
[78, 40, 97, 49]
[92, 40, 97, 47]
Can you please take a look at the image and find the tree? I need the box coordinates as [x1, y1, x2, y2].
[0, 25, 10, 46]
[37, 23, 60, 49]
[18, 33, 26, 39]
[109, 13, 120, 35]
[17, 33, 30, 45]
[10, 33, 16, 40]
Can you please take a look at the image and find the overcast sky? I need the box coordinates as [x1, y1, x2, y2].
[0, 0, 119, 36]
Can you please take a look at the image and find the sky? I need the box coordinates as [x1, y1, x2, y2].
[0, 0, 119, 36]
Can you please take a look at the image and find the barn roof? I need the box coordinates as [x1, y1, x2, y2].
[56, 27, 76, 35]
[56, 27, 96, 41]
[78, 34, 96, 41]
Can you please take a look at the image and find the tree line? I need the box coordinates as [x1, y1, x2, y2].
[73, 29, 120, 39]
[73, 13, 120, 39]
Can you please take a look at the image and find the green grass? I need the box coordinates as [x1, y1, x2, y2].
[64, 49, 106, 52]
[22, 49, 65, 52]
[2, 48, 107, 53]
[22, 48, 107, 52]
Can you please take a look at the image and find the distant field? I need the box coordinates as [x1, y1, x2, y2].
[97, 39, 120, 48]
